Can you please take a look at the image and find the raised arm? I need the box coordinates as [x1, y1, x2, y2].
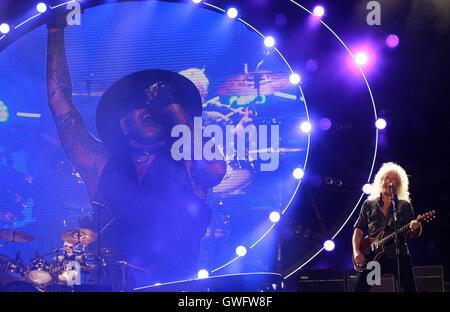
[47, 26, 108, 199]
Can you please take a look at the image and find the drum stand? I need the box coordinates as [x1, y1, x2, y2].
[91, 201, 107, 286]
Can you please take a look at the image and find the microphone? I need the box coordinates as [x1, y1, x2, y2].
[388, 182, 398, 203]
[388, 182, 394, 195]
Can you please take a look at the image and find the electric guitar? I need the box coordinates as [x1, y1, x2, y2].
[353, 210, 435, 272]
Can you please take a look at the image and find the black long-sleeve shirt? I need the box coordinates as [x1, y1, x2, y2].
[354, 196, 415, 257]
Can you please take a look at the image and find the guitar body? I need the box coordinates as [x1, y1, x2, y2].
[353, 232, 385, 272]
[352, 210, 435, 272]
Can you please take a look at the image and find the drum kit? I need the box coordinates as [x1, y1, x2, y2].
[0, 228, 116, 291]
[0, 69, 302, 291]
[207, 69, 302, 196]
[217, 70, 291, 97]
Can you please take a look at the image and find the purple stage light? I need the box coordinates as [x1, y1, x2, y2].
[0, 23, 10, 34]
[269, 211, 281, 223]
[306, 58, 319, 72]
[386, 34, 399, 48]
[347, 44, 377, 72]
[355, 52, 368, 65]
[36, 2, 48, 13]
[300, 121, 312, 133]
[362, 183, 373, 195]
[323, 240, 335, 251]
[313, 5, 325, 17]
[197, 269, 209, 279]
[264, 36, 275, 48]
[375, 118, 387, 130]
[289, 73, 301, 85]
[275, 14, 288, 27]
[319, 118, 332, 131]
[292, 168, 304, 180]
[227, 8, 238, 19]
[235, 245, 247, 257]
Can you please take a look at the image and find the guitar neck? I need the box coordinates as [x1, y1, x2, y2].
[378, 223, 410, 246]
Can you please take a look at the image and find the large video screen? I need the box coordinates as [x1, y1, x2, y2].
[0, 1, 307, 287]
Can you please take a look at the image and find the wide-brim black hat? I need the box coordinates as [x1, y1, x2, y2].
[96, 69, 202, 150]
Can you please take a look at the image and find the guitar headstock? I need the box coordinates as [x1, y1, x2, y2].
[417, 210, 436, 223]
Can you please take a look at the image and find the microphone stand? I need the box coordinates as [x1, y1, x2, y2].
[390, 185, 401, 292]
[91, 201, 106, 286]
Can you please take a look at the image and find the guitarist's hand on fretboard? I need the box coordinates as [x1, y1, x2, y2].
[410, 220, 420, 231]
[408, 219, 422, 238]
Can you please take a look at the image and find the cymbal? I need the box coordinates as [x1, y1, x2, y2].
[0, 229, 35, 242]
[61, 228, 97, 245]
[217, 71, 291, 96]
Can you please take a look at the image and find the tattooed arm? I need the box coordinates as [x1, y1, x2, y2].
[47, 27, 108, 199]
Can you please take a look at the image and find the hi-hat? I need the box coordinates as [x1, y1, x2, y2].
[61, 228, 97, 245]
[0, 230, 35, 243]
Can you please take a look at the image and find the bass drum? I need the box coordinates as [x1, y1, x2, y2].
[27, 258, 52, 285]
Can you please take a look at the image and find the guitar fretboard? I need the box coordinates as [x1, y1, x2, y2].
[378, 223, 411, 246]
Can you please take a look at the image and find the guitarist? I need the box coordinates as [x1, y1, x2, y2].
[352, 162, 422, 292]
